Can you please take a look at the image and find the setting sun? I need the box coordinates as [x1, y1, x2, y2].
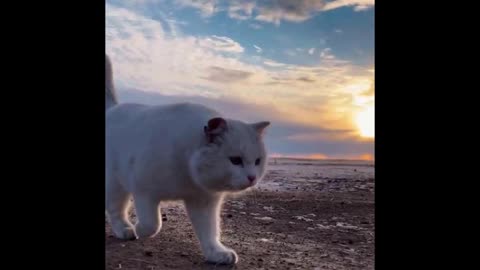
[356, 105, 375, 138]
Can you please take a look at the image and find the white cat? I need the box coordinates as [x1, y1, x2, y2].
[105, 55, 270, 265]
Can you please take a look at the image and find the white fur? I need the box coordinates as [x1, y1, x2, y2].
[105, 55, 270, 265]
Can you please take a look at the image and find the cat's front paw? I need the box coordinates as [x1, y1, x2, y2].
[135, 223, 161, 239]
[112, 225, 137, 241]
[204, 247, 238, 265]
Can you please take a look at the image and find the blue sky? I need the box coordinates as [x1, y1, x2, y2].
[106, 0, 375, 160]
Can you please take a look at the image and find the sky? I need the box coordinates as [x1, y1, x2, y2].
[106, 0, 375, 161]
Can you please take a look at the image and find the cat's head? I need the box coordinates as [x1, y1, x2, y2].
[189, 117, 270, 193]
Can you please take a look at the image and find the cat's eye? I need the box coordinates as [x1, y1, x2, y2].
[255, 158, 261, 166]
[229, 157, 243, 166]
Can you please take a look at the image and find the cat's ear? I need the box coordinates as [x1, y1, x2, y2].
[251, 121, 270, 135]
[204, 117, 228, 143]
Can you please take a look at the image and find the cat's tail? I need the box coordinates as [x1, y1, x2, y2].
[106, 54, 118, 110]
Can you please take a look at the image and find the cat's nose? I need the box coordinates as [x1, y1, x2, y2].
[247, 175, 256, 182]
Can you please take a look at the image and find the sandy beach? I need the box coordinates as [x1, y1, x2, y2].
[105, 158, 375, 270]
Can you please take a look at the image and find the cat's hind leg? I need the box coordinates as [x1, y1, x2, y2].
[106, 176, 136, 240]
[133, 194, 162, 238]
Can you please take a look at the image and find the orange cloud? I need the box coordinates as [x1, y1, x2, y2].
[269, 153, 327, 159]
[269, 152, 374, 161]
[355, 153, 374, 161]
[303, 153, 328, 160]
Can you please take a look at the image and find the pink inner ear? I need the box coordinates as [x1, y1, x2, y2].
[207, 117, 227, 131]
[205, 117, 227, 143]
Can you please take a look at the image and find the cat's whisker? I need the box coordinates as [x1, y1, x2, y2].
[252, 187, 258, 205]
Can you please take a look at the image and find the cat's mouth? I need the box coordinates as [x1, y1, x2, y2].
[237, 180, 257, 190]
[214, 179, 259, 192]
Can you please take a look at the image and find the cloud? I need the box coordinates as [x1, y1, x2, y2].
[202, 66, 253, 83]
[116, 88, 374, 159]
[249, 23, 263, 29]
[297, 76, 316, 83]
[106, 4, 249, 96]
[286, 128, 373, 143]
[284, 49, 297, 57]
[228, 1, 255, 20]
[253, 44, 263, 53]
[320, 48, 335, 60]
[269, 152, 373, 161]
[198, 35, 244, 53]
[174, 0, 219, 17]
[361, 84, 374, 96]
[270, 152, 329, 160]
[263, 59, 287, 67]
[117, 87, 281, 122]
[171, 0, 375, 25]
[323, 0, 374, 12]
[106, 2, 374, 158]
[254, 0, 325, 25]
[308, 48, 315, 55]
[269, 135, 374, 159]
[358, 153, 374, 161]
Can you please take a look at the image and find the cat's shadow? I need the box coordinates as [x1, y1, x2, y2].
[199, 262, 237, 270]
